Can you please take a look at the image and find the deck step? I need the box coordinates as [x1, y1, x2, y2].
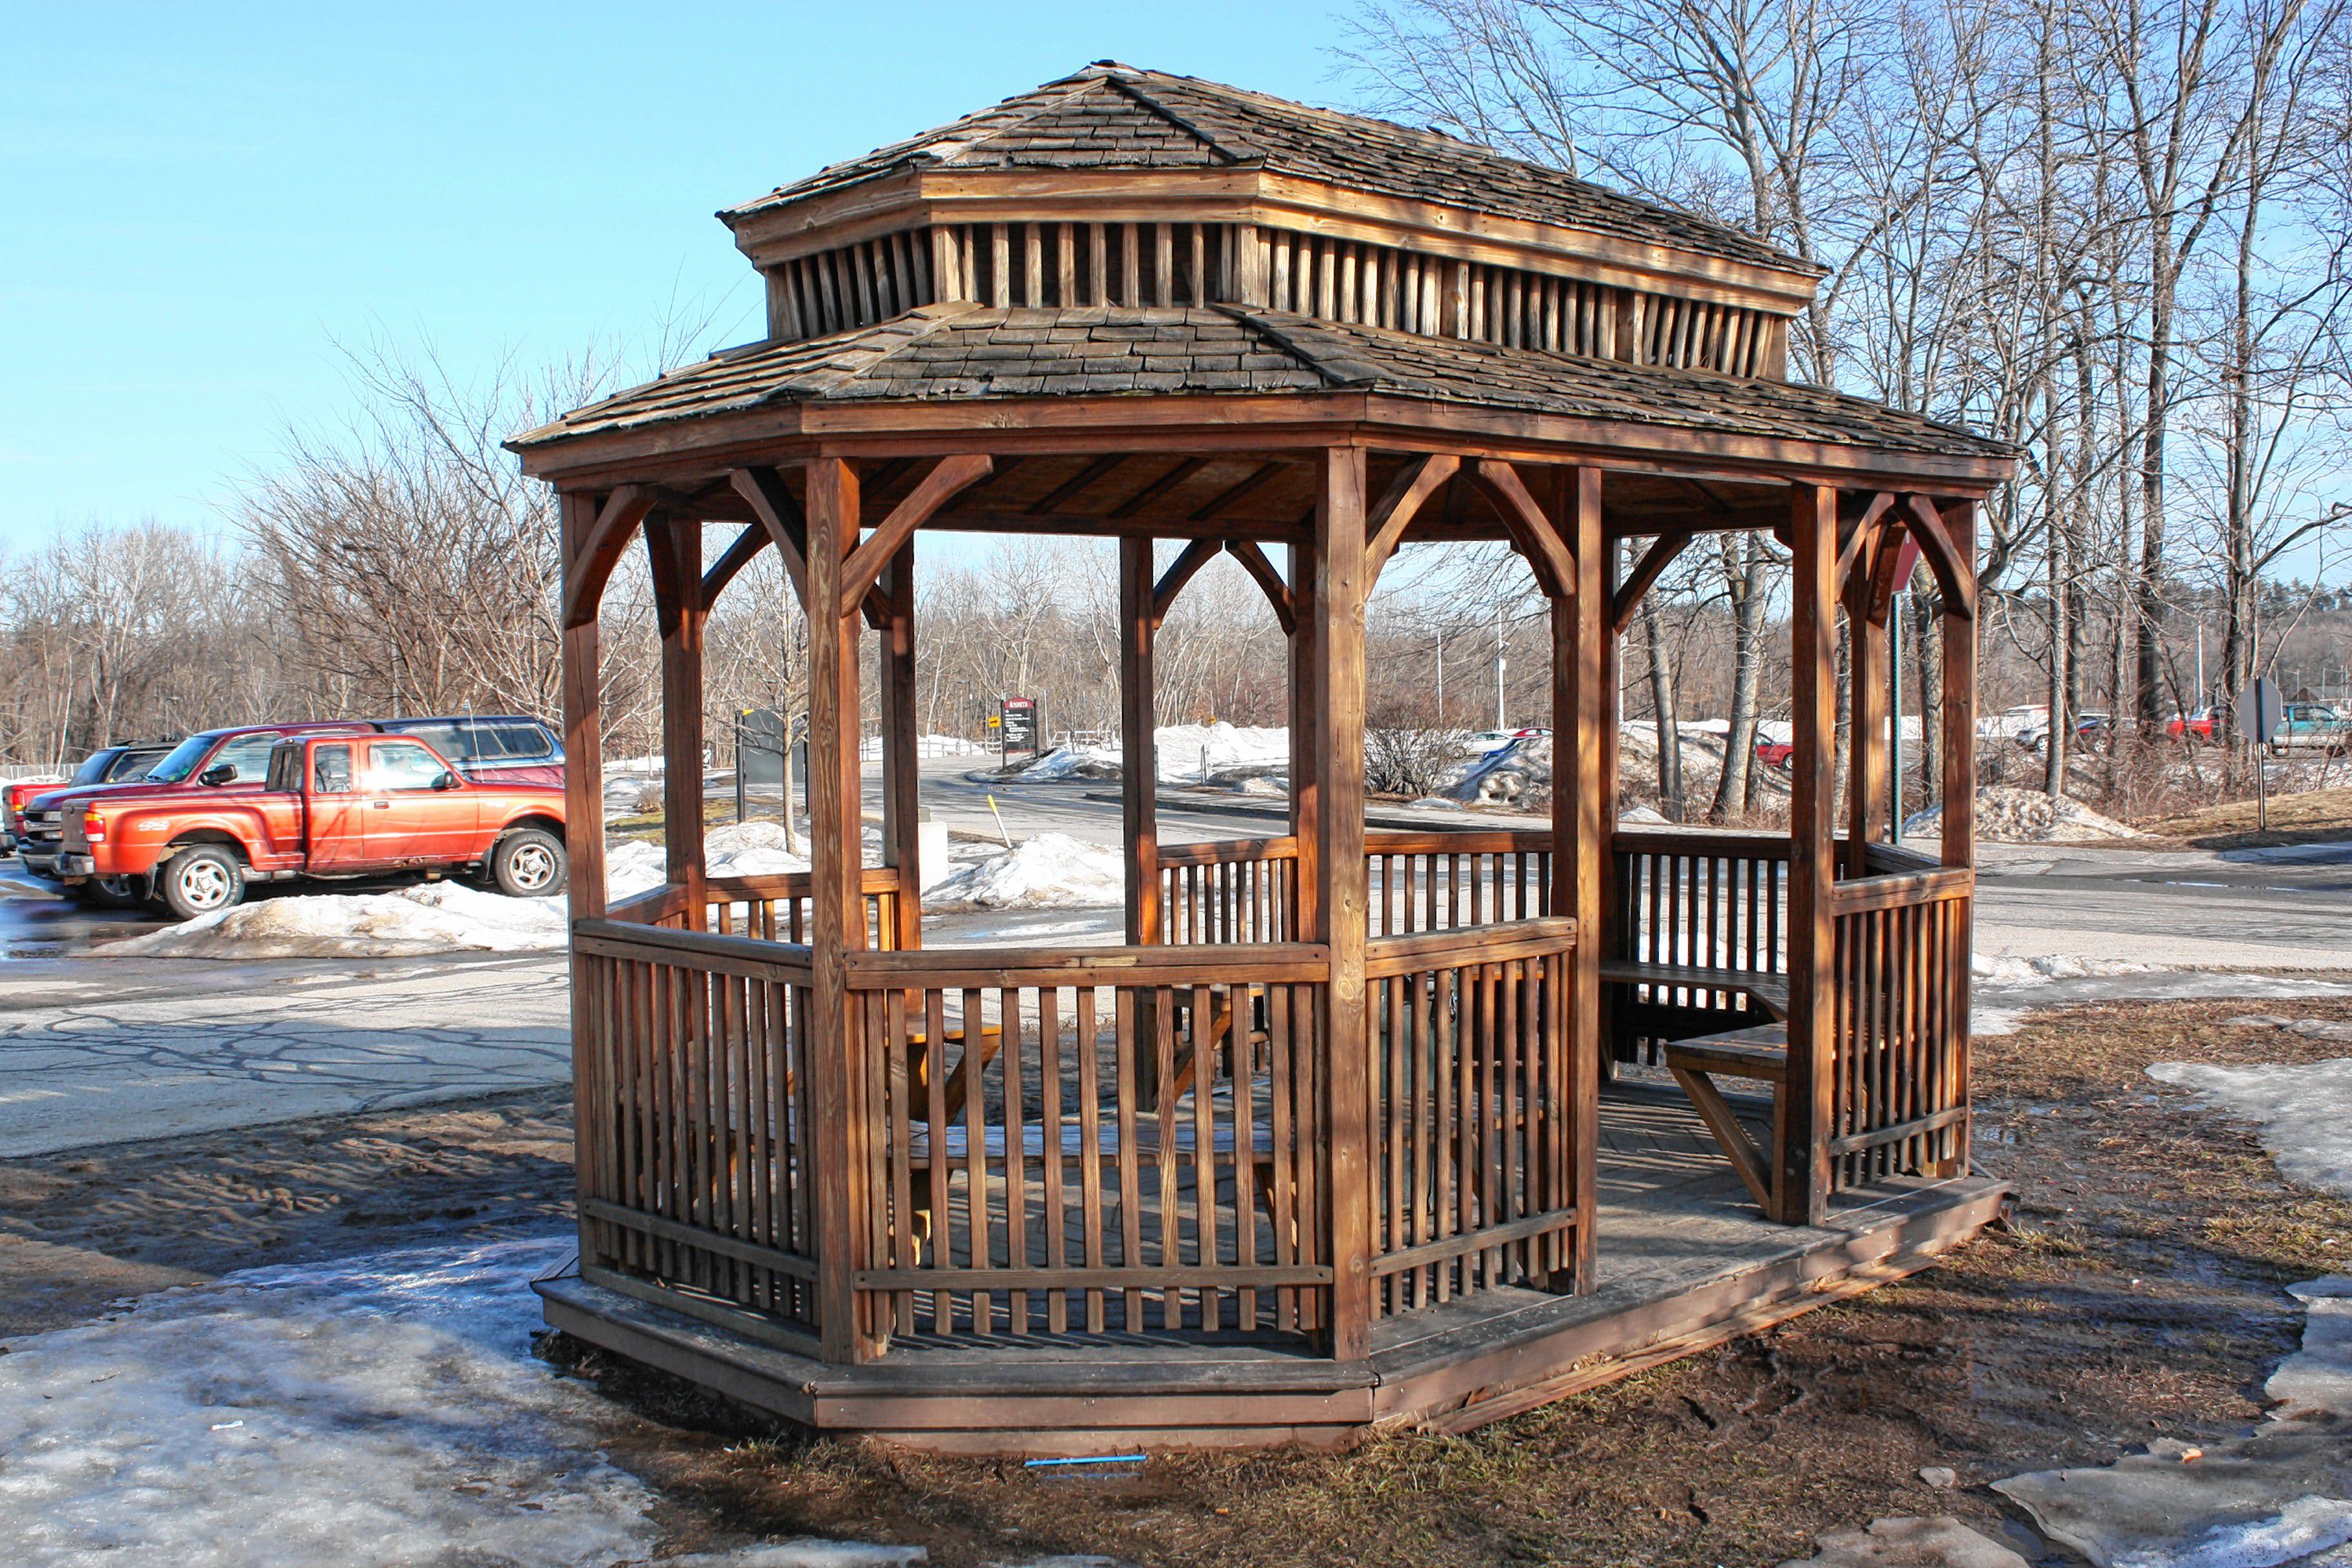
[1600, 960, 1790, 1021]
[1663, 1024, 1789, 1083]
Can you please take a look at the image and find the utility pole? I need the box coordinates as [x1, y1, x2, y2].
[1494, 599, 1507, 731]
[1434, 627, 1445, 728]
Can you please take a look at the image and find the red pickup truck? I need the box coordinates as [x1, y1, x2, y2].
[55, 730, 568, 920]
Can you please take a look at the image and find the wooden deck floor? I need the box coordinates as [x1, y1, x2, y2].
[538, 1079, 2004, 1452]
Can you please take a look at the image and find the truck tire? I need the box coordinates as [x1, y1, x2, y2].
[491, 829, 567, 898]
[72, 876, 143, 910]
[157, 845, 246, 921]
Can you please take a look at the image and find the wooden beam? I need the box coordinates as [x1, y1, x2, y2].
[1109, 457, 1207, 519]
[1610, 528, 1693, 634]
[1903, 493, 1974, 619]
[1118, 537, 1162, 948]
[700, 523, 768, 604]
[1783, 483, 1838, 1228]
[1846, 522, 1892, 866]
[1149, 538, 1222, 627]
[1225, 540, 1296, 633]
[1311, 445, 1373, 1363]
[1941, 502, 1978, 872]
[728, 467, 811, 605]
[1363, 453, 1459, 586]
[1028, 453, 1127, 514]
[561, 485, 654, 629]
[647, 520, 709, 920]
[1471, 459, 1573, 599]
[1188, 460, 1287, 522]
[557, 493, 608, 1276]
[838, 453, 993, 616]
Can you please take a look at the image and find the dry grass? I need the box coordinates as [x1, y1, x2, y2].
[2140, 785, 2352, 849]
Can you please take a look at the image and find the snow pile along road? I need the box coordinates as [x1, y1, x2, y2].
[1905, 786, 2139, 843]
[924, 831, 1124, 910]
[1011, 722, 1290, 785]
[103, 882, 568, 960]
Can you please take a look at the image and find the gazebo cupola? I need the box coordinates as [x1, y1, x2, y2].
[516, 63, 2013, 1455]
[726, 61, 1819, 378]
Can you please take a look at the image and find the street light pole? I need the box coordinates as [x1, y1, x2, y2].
[1494, 600, 1506, 731]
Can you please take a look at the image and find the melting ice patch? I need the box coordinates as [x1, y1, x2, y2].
[2145, 1054, 2352, 1198]
[0, 1237, 943, 1567]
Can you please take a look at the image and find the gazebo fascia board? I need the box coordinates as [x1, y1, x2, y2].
[514, 393, 2013, 499]
[726, 165, 1824, 314]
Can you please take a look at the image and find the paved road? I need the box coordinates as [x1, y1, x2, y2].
[0, 952, 568, 1158]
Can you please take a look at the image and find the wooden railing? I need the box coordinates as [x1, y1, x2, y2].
[568, 919, 822, 1347]
[1607, 830, 1791, 1055]
[1159, 836, 1298, 944]
[1156, 829, 1554, 945]
[1367, 918, 1578, 1317]
[1366, 830, 1552, 935]
[706, 868, 906, 949]
[844, 943, 1334, 1342]
[1825, 862, 1973, 1190]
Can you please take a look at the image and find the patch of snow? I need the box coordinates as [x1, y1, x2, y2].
[704, 818, 810, 880]
[1015, 745, 1122, 782]
[1905, 786, 2139, 844]
[1009, 724, 1289, 785]
[1447, 735, 1552, 807]
[1777, 1515, 2029, 1568]
[603, 838, 668, 902]
[1620, 804, 1670, 826]
[2145, 1055, 2352, 1197]
[1996, 1431, 2352, 1568]
[101, 882, 568, 960]
[924, 833, 1125, 911]
[1971, 971, 2352, 1039]
[2267, 1277, 2352, 1421]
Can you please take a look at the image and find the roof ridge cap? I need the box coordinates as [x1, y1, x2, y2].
[1213, 306, 1384, 388]
[1104, 75, 1260, 165]
[911, 78, 1114, 168]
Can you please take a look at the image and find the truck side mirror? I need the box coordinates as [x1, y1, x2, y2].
[431, 772, 460, 790]
[200, 764, 237, 786]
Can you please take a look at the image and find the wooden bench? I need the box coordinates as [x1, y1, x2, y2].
[1661, 1022, 1788, 1214]
[1599, 958, 1790, 1022]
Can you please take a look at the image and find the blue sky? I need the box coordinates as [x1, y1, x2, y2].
[0, 4, 1341, 552]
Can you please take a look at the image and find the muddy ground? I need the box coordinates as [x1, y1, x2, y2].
[5, 998, 2349, 1566]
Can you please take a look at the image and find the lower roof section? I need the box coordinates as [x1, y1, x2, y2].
[509, 303, 2015, 488]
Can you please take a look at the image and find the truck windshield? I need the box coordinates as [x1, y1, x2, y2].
[143, 734, 223, 783]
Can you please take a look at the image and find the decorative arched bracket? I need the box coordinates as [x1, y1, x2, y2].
[1611, 528, 1694, 633]
[1470, 459, 1573, 601]
[1902, 494, 1974, 619]
[1225, 541, 1295, 633]
[1363, 454, 1460, 588]
[837, 454, 994, 619]
[561, 485, 656, 629]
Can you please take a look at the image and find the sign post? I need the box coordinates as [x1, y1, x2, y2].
[2237, 676, 2283, 833]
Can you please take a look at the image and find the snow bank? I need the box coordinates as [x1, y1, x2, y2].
[1905, 786, 2138, 843]
[1447, 735, 1552, 806]
[0, 1236, 952, 1568]
[924, 832, 1124, 911]
[2145, 1054, 2352, 1196]
[2267, 1276, 2352, 1421]
[1013, 724, 1289, 784]
[103, 882, 568, 960]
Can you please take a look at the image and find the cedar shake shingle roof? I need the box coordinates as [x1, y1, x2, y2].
[511, 303, 2010, 459]
[723, 64, 1816, 278]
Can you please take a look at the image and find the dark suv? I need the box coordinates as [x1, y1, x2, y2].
[375, 715, 563, 787]
[8, 742, 176, 862]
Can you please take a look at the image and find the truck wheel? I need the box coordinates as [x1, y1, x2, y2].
[158, 846, 246, 921]
[72, 876, 144, 910]
[491, 829, 567, 898]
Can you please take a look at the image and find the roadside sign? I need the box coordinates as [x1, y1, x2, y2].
[2238, 677, 2283, 743]
[1000, 697, 1041, 760]
[1890, 532, 1923, 588]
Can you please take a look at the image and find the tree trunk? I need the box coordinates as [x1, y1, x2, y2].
[1640, 594, 1683, 819]
[1709, 535, 1770, 824]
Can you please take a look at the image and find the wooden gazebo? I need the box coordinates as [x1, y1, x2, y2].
[514, 64, 2013, 1452]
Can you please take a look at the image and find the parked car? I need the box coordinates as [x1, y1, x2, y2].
[2014, 710, 2108, 751]
[20, 723, 372, 904]
[2270, 702, 2351, 754]
[1755, 737, 1795, 771]
[2165, 706, 2222, 743]
[3, 742, 174, 853]
[374, 714, 564, 787]
[55, 729, 568, 920]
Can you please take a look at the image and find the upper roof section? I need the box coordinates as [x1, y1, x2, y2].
[720, 64, 1824, 332]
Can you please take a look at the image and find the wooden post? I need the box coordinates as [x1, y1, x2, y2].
[1312, 446, 1373, 1362]
[1847, 524, 1890, 869]
[879, 543, 924, 949]
[1941, 503, 1977, 873]
[1289, 533, 1322, 940]
[649, 518, 709, 924]
[560, 492, 610, 1273]
[804, 456, 874, 1361]
[1118, 537, 1162, 946]
[1558, 466, 1605, 1290]
[1783, 484, 1838, 1226]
